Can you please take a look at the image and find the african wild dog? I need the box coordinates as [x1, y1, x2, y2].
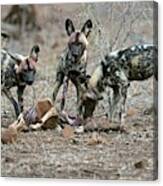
[79, 44, 158, 128]
[52, 18, 93, 111]
[1, 45, 40, 117]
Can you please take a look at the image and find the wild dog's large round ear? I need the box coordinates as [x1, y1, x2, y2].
[65, 19, 75, 36]
[81, 19, 93, 38]
[32, 45, 40, 53]
[30, 45, 40, 61]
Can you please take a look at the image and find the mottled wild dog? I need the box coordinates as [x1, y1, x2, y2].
[79, 44, 158, 127]
[1, 44, 40, 117]
[52, 18, 93, 111]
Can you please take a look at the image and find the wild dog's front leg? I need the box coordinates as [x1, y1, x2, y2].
[3, 88, 20, 117]
[77, 98, 83, 118]
[110, 70, 129, 129]
[17, 85, 25, 113]
[71, 78, 82, 105]
[119, 85, 128, 126]
[52, 72, 64, 103]
[76, 84, 83, 118]
[71, 76, 85, 119]
[106, 88, 112, 117]
[109, 86, 121, 123]
[60, 77, 69, 111]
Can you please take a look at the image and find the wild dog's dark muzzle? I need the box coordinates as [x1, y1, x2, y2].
[69, 42, 85, 60]
[21, 70, 36, 85]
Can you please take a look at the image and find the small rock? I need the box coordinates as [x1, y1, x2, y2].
[127, 108, 137, 117]
[134, 161, 144, 169]
[87, 132, 106, 145]
[62, 125, 74, 139]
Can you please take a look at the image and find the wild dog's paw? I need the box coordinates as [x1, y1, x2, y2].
[74, 125, 84, 134]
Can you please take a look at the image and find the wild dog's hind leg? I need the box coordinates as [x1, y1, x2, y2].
[113, 70, 129, 127]
[119, 84, 129, 126]
[106, 88, 112, 117]
[60, 77, 69, 111]
[3, 88, 20, 117]
[52, 72, 64, 103]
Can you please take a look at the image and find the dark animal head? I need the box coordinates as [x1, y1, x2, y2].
[15, 45, 40, 85]
[65, 18, 93, 61]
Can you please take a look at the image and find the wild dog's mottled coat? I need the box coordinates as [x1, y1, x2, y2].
[79, 44, 158, 126]
[1, 45, 40, 117]
[53, 19, 93, 111]
[104, 44, 158, 81]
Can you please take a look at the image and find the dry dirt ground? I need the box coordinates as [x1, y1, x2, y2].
[1, 3, 157, 180]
